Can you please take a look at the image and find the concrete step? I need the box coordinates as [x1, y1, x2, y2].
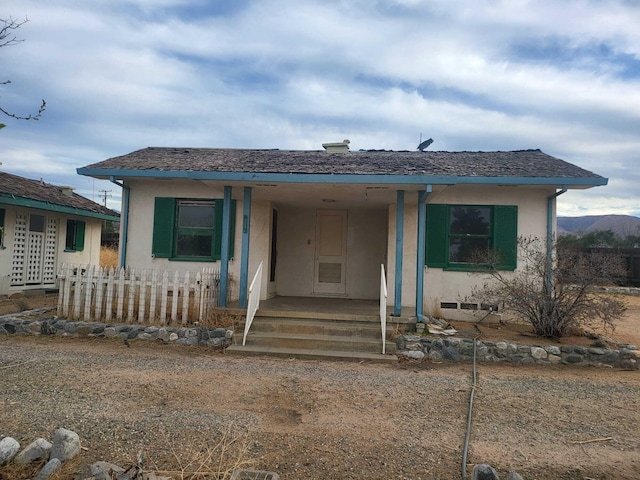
[245, 331, 390, 354]
[249, 317, 383, 338]
[226, 344, 397, 363]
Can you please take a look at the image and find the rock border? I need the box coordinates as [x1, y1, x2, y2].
[0, 311, 234, 349]
[396, 334, 639, 370]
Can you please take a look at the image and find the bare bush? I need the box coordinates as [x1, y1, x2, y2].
[470, 236, 627, 338]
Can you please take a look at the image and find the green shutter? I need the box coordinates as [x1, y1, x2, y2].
[75, 221, 86, 251]
[152, 197, 176, 258]
[494, 205, 518, 270]
[425, 204, 449, 267]
[213, 199, 236, 260]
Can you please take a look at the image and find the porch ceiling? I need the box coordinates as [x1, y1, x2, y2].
[198, 181, 423, 207]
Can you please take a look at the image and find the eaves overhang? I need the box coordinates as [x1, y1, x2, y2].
[77, 167, 608, 188]
[0, 194, 120, 221]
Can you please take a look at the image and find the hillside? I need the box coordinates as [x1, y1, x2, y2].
[557, 214, 640, 237]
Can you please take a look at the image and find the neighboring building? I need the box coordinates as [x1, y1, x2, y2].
[0, 171, 119, 296]
[77, 144, 606, 321]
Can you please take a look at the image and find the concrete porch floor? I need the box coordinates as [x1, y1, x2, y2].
[223, 296, 416, 323]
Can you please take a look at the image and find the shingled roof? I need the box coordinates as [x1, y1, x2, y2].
[0, 171, 119, 220]
[78, 147, 606, 187]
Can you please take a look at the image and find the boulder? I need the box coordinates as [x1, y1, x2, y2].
[0, 436, 20, 466]
[50, 428, 81, 462]
[14, 438, 52, 464]
[472, 463, 500, 480]
[34, 458, 62, 480]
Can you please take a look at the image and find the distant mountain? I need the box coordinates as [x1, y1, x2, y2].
[557, 215, 640, 237]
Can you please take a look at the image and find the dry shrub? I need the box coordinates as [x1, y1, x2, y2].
[200, 309, 244, 330]
[100, 246, 118, 268]
[147, 424, 254, 480]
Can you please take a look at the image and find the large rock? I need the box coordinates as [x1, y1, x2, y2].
[0, 436, 20, 466]
[505, 471, 524, 480]
[35, 458, 62, 480]
[90, 460, 125, 480]
[472, 463, 500, 480]
[14, 438, 52, 464]
[50, 428, 81, 462]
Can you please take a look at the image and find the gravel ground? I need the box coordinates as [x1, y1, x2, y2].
[1, 335, 639, 480]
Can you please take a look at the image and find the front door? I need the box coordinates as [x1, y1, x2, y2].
[313, 210, 347, 295]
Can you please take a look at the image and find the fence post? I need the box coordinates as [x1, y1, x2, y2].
[138, 269, 147, 324]
[72, 266, 84, 320]
[116, 267, 125, 321]
[83, 265, 95, 321]
[160, 271, 169, 325]
[181, 271, 190, 325]
[95, 267, 105, 320]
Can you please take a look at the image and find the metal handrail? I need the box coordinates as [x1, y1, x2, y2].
[242, 261, 263, 346]
[380, 264, 388, 354]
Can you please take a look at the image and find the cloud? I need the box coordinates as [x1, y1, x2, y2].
[1, 0, 639, 217]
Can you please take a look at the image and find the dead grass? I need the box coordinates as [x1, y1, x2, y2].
[148, 425, 254, 480]
[100, 246, 119, 268]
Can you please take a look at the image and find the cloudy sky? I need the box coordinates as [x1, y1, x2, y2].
[1, 0, 639, 216]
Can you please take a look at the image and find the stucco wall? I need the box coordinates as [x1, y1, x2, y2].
[423, 185, 554, 321]
[0, 205, 102, 295]
[122, 180, 242, 275]
[276, 206, 387, 299]
[385, 186, 555, 319]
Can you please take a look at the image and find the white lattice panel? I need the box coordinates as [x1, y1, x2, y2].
[26, 232, 44, 284]
[11, 214, 27, 285]
[43, 218, 57, 284]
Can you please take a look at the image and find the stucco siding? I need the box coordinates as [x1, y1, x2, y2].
[276, 206, 387, 299]
[422, 185, 554, 321]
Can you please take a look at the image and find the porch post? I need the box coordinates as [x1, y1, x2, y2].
[416, 185, 432, 322]
[394, 190, 404, 316]
[238, 187, 252, 308]
[219, 186, 232, 307]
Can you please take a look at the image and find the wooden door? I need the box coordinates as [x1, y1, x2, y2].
[313, 210, 347, 295]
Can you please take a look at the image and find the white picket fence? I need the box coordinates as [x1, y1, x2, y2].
[57, 263, 233, 325]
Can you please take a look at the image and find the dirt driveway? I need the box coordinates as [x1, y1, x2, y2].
[1, 331, 639, 480]
[1, 294, 640, 479]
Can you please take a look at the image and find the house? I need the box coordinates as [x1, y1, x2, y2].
[0, 171, 120, 296]
[77, 144, 606, 323]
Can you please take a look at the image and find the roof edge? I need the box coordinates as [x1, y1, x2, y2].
[0, 195, 120, 221]
[77, 167, 608, 188]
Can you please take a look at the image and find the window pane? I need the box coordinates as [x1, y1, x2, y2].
[450, 207, 490, 235]
[178, 203, 215, 228]
[66, 220, 76, 250]
[176, 233, 213, 257]
[449, 238, 490, 263]
[29, 214, 45, 233]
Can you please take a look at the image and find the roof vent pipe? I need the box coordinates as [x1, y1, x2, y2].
[322, 139, 350, 153]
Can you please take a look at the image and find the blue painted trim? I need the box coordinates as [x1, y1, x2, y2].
[394, 190, 404, 316]
[416, 185, 432, 322]
[109, 177, 129, 268]
[77, 167, 608, 187]
[219, 186, 232, 307]
[238, 187, 252, 309]
[546, 186, 567, 293]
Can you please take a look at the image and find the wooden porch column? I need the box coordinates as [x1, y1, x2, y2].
[238, 187, 252, 308]
[416, 185, 432, 322]
[394, 190, 404, 316]
[219, 186, 232, 307]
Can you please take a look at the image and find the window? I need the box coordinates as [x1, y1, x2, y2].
[152, 197, 236, 261]
[426, 204, 517, 270]
[65, 219, 85, 252]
